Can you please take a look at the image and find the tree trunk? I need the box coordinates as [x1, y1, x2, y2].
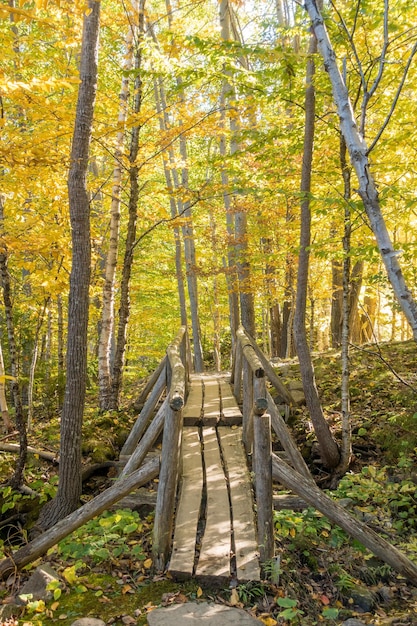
[330, 251, 343, 348]
[219, 0, 255, 338]
[0, 340, 13, 433]
[110, 2, 145, 409]
[293, 20, 340, 469]
[0, 196, 27, 485]
[304, 0, 417, 340]
[98, 13, 135, 411]
[335, 135, 353, 477]
[153, 76, 187, 327]
[37, 0, 100, 528]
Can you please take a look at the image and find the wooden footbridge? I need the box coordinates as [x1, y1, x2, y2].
[117, 325, 309, 584]
[1, 327, 417, 586]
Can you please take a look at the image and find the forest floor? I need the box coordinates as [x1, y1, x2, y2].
[1, 339, 417, 625]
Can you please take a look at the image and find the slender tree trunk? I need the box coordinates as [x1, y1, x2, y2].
[37, 0, 100, 527]
[219, 0, 255, 337]
[176, 89, 204, 372]
[98, 15, 135, 411]
[57, 294, 64, 408]
[111, 2, 145, 408]
[293, 23, 340, 469]
[304, 0, 417, 340]
[330, 246, 343, 348]
[0, 340, 12, 433]
[153, 77, 187, 326]
[27, 299, 49, 432]
[0, 195, 27, 485]
[335, 135, 353, 476]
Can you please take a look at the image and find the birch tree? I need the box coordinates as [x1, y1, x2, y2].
[293, 15, 340, 469]
[303, 0, 417, 341]
[98, 7, 136, 412]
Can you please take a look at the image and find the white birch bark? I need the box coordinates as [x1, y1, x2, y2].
[153, 77, 187, 326]
[98, 12, 135, 411]
[219, 0, 255, 337]
[0, 340, 12, 433]
[304, 0, 417, 340]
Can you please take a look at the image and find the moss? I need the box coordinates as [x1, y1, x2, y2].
[23, 574, 200, 626]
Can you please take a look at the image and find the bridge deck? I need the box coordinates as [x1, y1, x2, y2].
[168, 374, 260, 584]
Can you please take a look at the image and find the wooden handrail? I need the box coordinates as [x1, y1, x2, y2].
[236, 326, 264, 378]
[153, 325, 187, 572]
[167, 325, 187, 410]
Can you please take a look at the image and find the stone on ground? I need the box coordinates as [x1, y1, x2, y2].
[71, 617, 106, 626]
[146, 601, 260, 625]
[17, 564, 60, 604]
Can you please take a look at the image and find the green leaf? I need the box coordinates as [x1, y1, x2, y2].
[123, 522, 138, 534]
[277, 597, 297, 608]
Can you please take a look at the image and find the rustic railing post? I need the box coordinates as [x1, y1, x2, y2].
[236, 325, 274, 569]
[253, 375, 274, 567]
[152, 327, 186, 572]
[233, 339, 243, 403]
[242, 360, 253, 451]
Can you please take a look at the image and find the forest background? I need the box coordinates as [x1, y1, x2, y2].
[1, 0, 417, 622]
[2, 0, 416, 389]
[1, 0, 417, 416]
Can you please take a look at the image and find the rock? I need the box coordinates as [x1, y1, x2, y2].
[17, 564, 60, 604]
[348, 585, 376, 613]
[341, 620, 368, 626]
[71, 617, 106, 626]
[287, 380, 303, 391]
[289, 390, 305, 406]
[146, 601, 260, 625]
[378, 585, 394, 605]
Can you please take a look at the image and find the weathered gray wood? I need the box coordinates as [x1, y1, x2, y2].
[236, 326, 264, 378]
[196, 427, 231, 582]
[253, 413, 274, 565]
[218, 427, 260, 581]
[238, 328, 294, 405]
[242, 362, 253, 452]
[183, 375, 203, 424]
[168, 353, 185, 410]
[0, 443, 58, 462]
[273, 494, 309, 510]
[271, 453, 417, 586]
[233, 341, 243, 402]
[153, 405, 183, 572]
[120, 398, 168, 476]
[203, 376, 220, 424]
[169, 428, 203, 578]
[134, 356, 167, 410]
[0, 457, 160, 579]
[267, 390, 312, 481]
[219, 380, 242, 424]
[253, 375, 267, 416]
[121, 367, 166, 456]
[167, 326, 186, 411]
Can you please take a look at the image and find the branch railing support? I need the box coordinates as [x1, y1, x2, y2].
[235, 325, 274, 567]
[152, 326, 188, 572]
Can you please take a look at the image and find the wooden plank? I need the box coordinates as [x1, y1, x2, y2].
[196, 426, 231, 582]
[169, 428, 203, 578]
[219, 380, 242, 425]
[202, 376, 220, 424]
[183, 375, 203, 425]
[218, 427, 260, 582]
